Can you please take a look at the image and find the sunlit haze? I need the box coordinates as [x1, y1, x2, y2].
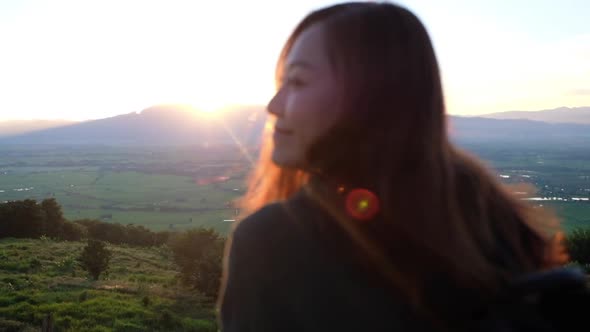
[0, 0, 588, 121]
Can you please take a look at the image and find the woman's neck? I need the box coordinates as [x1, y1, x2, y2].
[308, 170, 344, 191]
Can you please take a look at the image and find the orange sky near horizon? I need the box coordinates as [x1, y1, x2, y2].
[0, 0, 588, 121]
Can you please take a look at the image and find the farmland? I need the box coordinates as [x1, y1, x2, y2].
[0, 145, 253, 235]
[464, 142, 590, 231]
[1, 143, 590, 234]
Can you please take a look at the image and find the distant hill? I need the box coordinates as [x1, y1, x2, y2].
[481, 106, 590, 124]
[450, 116, 590, 145]
[2, 105, 590, 146]
[0, 105, 267, 146]
[0, 119, 76, 137]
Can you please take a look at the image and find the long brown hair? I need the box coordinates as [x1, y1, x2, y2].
[237, 1, 566, 326]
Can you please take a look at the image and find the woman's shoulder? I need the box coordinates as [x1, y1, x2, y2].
[230, 192, 313, 249]
[231, 202, 287, 243]
[226, 193, 318, 278]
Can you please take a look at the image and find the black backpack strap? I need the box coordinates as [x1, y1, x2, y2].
[476, 267, 589, 332]
[509, 267, 587, 295]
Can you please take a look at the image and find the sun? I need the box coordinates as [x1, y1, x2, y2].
[188, 98, 231, 115]
[196, 102, 221, 114]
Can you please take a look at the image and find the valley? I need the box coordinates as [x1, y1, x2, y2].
[1, 142, 589, 234]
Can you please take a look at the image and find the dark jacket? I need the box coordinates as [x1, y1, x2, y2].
[219, 189, 438, 331]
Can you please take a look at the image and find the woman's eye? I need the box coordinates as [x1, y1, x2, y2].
[286, 77, 305, 88]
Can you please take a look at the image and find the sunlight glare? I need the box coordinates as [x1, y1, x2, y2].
[186, 99, 230, 117]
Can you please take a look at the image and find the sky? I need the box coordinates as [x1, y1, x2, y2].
[0, 0, 588, 121]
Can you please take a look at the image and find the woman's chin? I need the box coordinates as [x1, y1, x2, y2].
[271, 151, 300, 169]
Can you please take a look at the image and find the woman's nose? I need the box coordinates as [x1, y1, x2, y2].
[267, 89, 285, 117]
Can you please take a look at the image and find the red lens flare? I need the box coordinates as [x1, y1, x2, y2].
[345, 188, 380, 221]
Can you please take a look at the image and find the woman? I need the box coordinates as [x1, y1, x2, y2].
[217, 2, 567, 331]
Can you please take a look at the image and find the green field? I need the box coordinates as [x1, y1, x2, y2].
[0, 238, 217, 331]
[462, 143, 590, 231]
[1, 144, 590, 234]
[0, 169, 241, 234]
[549, 202, 590, 232]
[0, 146, 251, 235]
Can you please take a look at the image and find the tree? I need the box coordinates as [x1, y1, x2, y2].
[154, 230, 171, 246]
[78, 239, 112, 280]
[125, 224, 156, 247]
[40, 198, 65, 238]
[60, 220, 87, 241]
[170, 228, 224, 297]
[75, 219, 125, 244]
[0, 199, 44, 238]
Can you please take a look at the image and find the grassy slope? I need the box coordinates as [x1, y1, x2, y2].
[0, 238, 217, 332]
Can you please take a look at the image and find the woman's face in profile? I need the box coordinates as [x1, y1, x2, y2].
[267, 24, 341, 169]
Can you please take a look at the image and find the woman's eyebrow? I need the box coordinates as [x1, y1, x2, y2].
[287, 60, 315, 71]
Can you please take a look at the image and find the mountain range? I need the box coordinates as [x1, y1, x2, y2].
[0, 105, 266, 146]
[0, 119, 76, 137]
[482, 106, 590, 124]
[1, 106, 589, 146]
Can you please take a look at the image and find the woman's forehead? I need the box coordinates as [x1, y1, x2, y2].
[286, 24, 329, 71]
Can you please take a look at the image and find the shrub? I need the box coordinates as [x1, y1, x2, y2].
[29, 258, 42, 272]
[55, 315, 74, 330]
[157, 309, 179, 330]
[0, 261, 29, 273]
[141, 296, 150, 307]
[78, 240, 112, 280]
[170, 228, 224, 298]
[181, 318, 218, 332]
[55, 256, 77, 274]
[113, 320, 144, 332]
[566, 227, 590, 265]
[0, 318, 27, 332]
